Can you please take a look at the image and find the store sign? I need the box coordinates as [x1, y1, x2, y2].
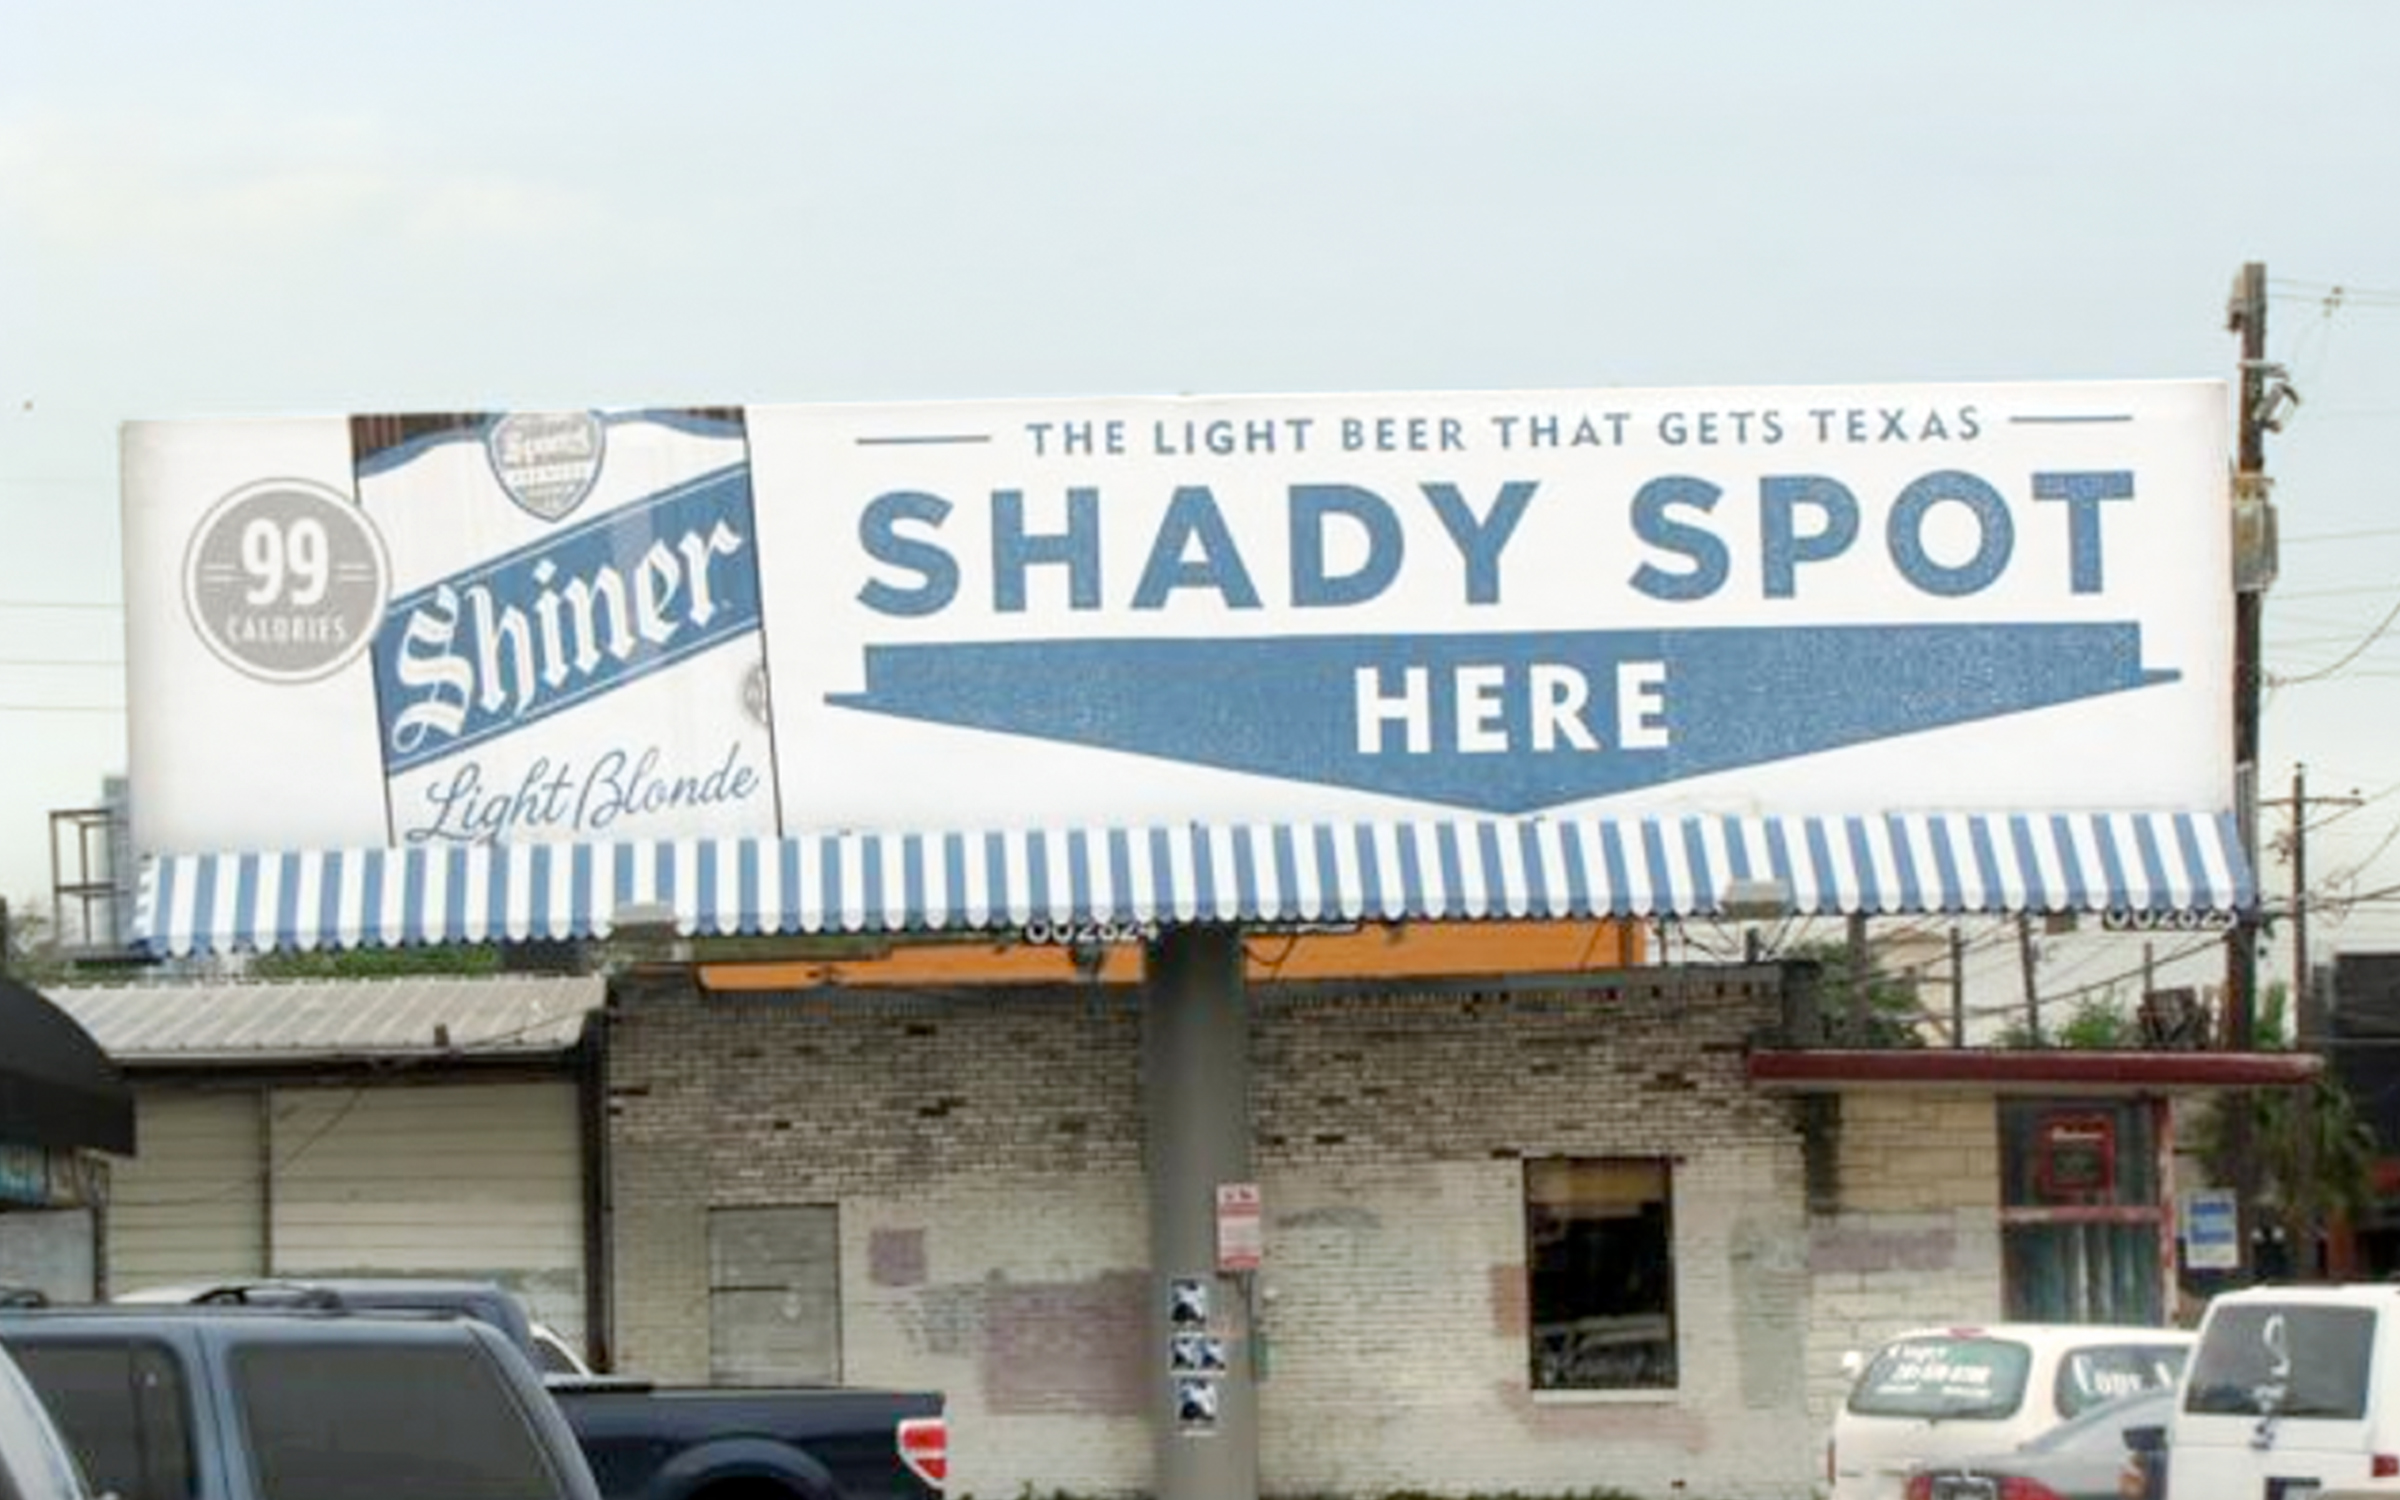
[2034, 1113, 2118, 1200]
[1215, 1182, 1264, 1272]
[2183, 1188, 2241, 1271]
[122, 383, 2231, 855]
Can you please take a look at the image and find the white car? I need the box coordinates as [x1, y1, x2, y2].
[1829, 1322, 2193, 1500]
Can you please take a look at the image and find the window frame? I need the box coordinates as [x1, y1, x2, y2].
[1521, 1155, 1680, 1395]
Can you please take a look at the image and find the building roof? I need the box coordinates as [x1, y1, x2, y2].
[48, 974, 603, 1066]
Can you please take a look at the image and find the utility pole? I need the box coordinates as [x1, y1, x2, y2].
[2017, 913, 2042, 1045]
[1846, 910, 1871, 1036]
[1950, 924, 1966, 1049]
[2227, 259, 2269, 1057]
[2264, 763, 2363, 1041]
[2225, 258, 2290, 1277]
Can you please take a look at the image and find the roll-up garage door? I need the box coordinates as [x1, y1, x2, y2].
[268, 1081, 588, 1353]
[105, 1090, 266, 1295]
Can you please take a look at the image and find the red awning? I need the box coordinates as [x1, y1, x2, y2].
[1747, 1047, 2320, 1094]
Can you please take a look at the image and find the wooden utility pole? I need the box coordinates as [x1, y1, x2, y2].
[2293, 762, 2312, 1025]
[1846, 910, 1871, 1035]
[2017, 913, 2042, 1045]
[2265, 764, 2363, 1040]
[2227, 259, 2268, 1056]
[2225, 258, 2286, 1277]
[1950, 924, 1966, 1049]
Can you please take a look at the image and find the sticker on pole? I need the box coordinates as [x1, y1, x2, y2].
[1216, 1182, 1263, 1272]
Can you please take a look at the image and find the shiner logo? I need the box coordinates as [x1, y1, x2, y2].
[488, 411, 605, 522]
[371, 464, 763, 773]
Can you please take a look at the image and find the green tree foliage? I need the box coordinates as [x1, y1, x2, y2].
[1786, 940, 1927, 1047]
[0, 898, 73, 986]
[1994, 989, 2138, 1049]
[247, 943, 507, 979]
[2187, 981, 2377, 1278]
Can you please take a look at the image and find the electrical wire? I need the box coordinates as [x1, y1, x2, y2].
[2269, 589, 2400, 686]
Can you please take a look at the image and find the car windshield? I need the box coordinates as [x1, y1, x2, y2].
[1848, 1336, 2032, 1420]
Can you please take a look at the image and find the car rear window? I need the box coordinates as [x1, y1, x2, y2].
[1848, 1335, 2032, 1420]
[230, 1342, 562, 1500]
[2053, 1342, 2189, 1418]
[2186, 1304, 2374, 1420]
[7, 1340, 195, 1500]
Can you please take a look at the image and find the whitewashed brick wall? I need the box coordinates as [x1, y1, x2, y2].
[606, 969, 1999, 1500]
[1801, 1091, 2005, 1432]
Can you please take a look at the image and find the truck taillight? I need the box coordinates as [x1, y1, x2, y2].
[2375, 1455, 2400, 1479]
[898, 1415, 947, 1491]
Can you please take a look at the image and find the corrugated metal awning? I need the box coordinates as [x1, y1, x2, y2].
[51, 975, 603, 1064]
[134, 811, 2255, 957]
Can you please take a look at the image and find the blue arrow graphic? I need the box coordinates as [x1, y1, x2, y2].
[826, 624, 2176, 815]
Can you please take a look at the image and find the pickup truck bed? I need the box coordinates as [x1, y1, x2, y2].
[560, 1384, 943, 1500]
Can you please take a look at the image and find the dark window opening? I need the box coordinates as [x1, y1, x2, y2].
[1524, 1157, 1676, 1391]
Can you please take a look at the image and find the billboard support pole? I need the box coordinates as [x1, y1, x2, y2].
[1142, 924, 1258, 1500]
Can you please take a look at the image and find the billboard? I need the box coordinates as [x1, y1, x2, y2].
[123, 382, 2231, 859]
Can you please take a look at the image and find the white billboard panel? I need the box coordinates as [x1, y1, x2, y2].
[122, 382, 2232, 858]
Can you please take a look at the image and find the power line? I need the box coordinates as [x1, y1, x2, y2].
[2284, 526, 2400, 545]
[2269, 589, 2400, 686]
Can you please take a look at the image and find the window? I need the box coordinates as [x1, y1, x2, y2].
[8, 1340, 194, 1500]
[230, 1343, 563, 1500]
[1999, 1099, 2165, 1324]
[0, 1348, 91, 1500]
[1845, 1334, 2032, 1420]
[2052, 1342, 2188, 1418]
[1524, 1157, 1676, 1391]
[2185, 1304, 2374, 1419]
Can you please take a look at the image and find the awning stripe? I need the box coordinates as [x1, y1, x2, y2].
[134, 811, 2260, 955]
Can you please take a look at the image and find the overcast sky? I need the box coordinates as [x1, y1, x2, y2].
[6, 1, 2399, 1018]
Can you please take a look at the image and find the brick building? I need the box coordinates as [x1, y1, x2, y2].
[595, 954, 2306, 1499]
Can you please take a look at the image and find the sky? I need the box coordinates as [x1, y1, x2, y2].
[4, 0, 2400, 1024]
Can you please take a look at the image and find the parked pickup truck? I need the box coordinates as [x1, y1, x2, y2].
[116, 1280, 947, 1500]
[0, 1305, 603, 1500]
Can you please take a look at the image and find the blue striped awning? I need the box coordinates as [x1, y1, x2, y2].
[135, 811, 2255, 957]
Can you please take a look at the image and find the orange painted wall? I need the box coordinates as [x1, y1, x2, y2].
[698, 919, 1644, 992]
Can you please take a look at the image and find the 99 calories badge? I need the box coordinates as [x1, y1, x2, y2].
[182, 479, 391, 683]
